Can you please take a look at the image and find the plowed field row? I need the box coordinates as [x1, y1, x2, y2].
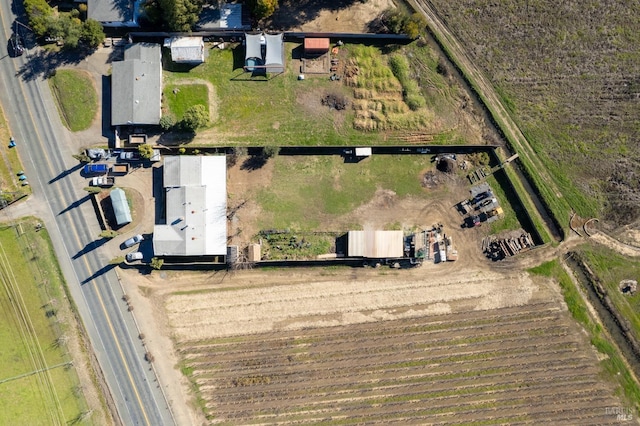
[185, 322, 569, 362]
[179, 303, 621, 423]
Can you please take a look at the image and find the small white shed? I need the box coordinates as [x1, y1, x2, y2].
[166, 37, 205, 64]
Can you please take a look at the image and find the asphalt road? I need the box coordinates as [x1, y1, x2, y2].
[0, 4, 174, 426]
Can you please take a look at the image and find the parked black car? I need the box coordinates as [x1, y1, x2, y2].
[9, 33, 24, 57]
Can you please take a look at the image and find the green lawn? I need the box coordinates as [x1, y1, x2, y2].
[163, 83, 209, 121]
[256, 155, 438, 230]
[0, 219, 91, 424]
[48, 69, 98, 132]
[163, 42, 462, 146]
[0, 105, 29, 200]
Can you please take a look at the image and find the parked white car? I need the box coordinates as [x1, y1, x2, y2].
[123, 234, 144, 248]
[126, 252, 143, 262]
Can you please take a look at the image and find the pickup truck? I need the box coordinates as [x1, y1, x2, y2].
[119, 151, 140, 161]
[91, 176, 115, 187]
[111, 164, 129, 175]
[83, 163, 108, 175]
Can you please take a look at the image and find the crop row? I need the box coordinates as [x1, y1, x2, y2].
[208, 367, 601, 408]
[197, 356, 591, 392]
[183, 318, 567, 358]
[201, 361, 599, 398]
[184, 323, 569, 363]
[189, 335, 580, 377]
[210, 383, 617, 424]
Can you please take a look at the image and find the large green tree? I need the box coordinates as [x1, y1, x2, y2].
[248, 0, 278, 21]
[158, 0, 203, 31]
[82, 19, 105, 48]
[24, 0, 52, 36]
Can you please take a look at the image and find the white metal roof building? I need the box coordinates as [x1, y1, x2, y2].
[347, 230, 404, 258]
[111, 43, 162, 126]
[265, 33, 284, 73]
[110, 188, 132, 225]
[153, 156, 227, 257]
[245, 33, 263, 61]
[166, 37, 205, 63]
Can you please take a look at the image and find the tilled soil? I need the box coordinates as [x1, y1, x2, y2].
[173, 300, 623, 424]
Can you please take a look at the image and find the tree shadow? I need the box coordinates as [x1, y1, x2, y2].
[156, 130, 196, 146]
[265, 0, 364, 30]
[81, 263, 116, 285]
[17, 47, 93, 82]
[58, 194, 91, 216]
[49, 162, 84, 184]
[240, 155, 267, 171]
[72, 238, 109, 260]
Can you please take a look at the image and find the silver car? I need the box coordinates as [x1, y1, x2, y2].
[126, 252, 143, 262]
[123, 234, 144, 248]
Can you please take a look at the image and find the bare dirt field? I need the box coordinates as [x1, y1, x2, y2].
[268, 0, 395, 32]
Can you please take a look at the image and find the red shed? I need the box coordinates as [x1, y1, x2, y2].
[304, 38, 330, 55]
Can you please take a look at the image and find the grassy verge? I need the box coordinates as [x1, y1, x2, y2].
[48, 69, 98, 132]
[529, 259, 640, 414]
[576, 245, 640, 346]
[163, 83, 209, 121]
[0, 219, 92, 424]
[0, 105, 30, 200]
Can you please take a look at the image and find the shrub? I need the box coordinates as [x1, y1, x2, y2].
[181, 105, 208, 132]
[159, 114, 176, 130]
[138, 144, 154, 159]
[150, 257, 164, 270]
[99, 230, 119, 239]
[406, 93, 426, 111]
[262, 145, 280, 158]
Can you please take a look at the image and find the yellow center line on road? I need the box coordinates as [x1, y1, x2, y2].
[0, 24, 152, 423]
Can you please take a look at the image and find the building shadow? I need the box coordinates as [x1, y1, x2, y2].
[101, 75, 114, 140]
[153, 165, 164, 224]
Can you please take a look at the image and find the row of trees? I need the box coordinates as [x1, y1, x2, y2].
[143, 0, 279, 31]
[24, 0, 104, 48]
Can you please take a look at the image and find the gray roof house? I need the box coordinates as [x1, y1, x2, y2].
[111, 43, 162, 126]
[88, 0, 137, 27]
[153, 156, 227, 257]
